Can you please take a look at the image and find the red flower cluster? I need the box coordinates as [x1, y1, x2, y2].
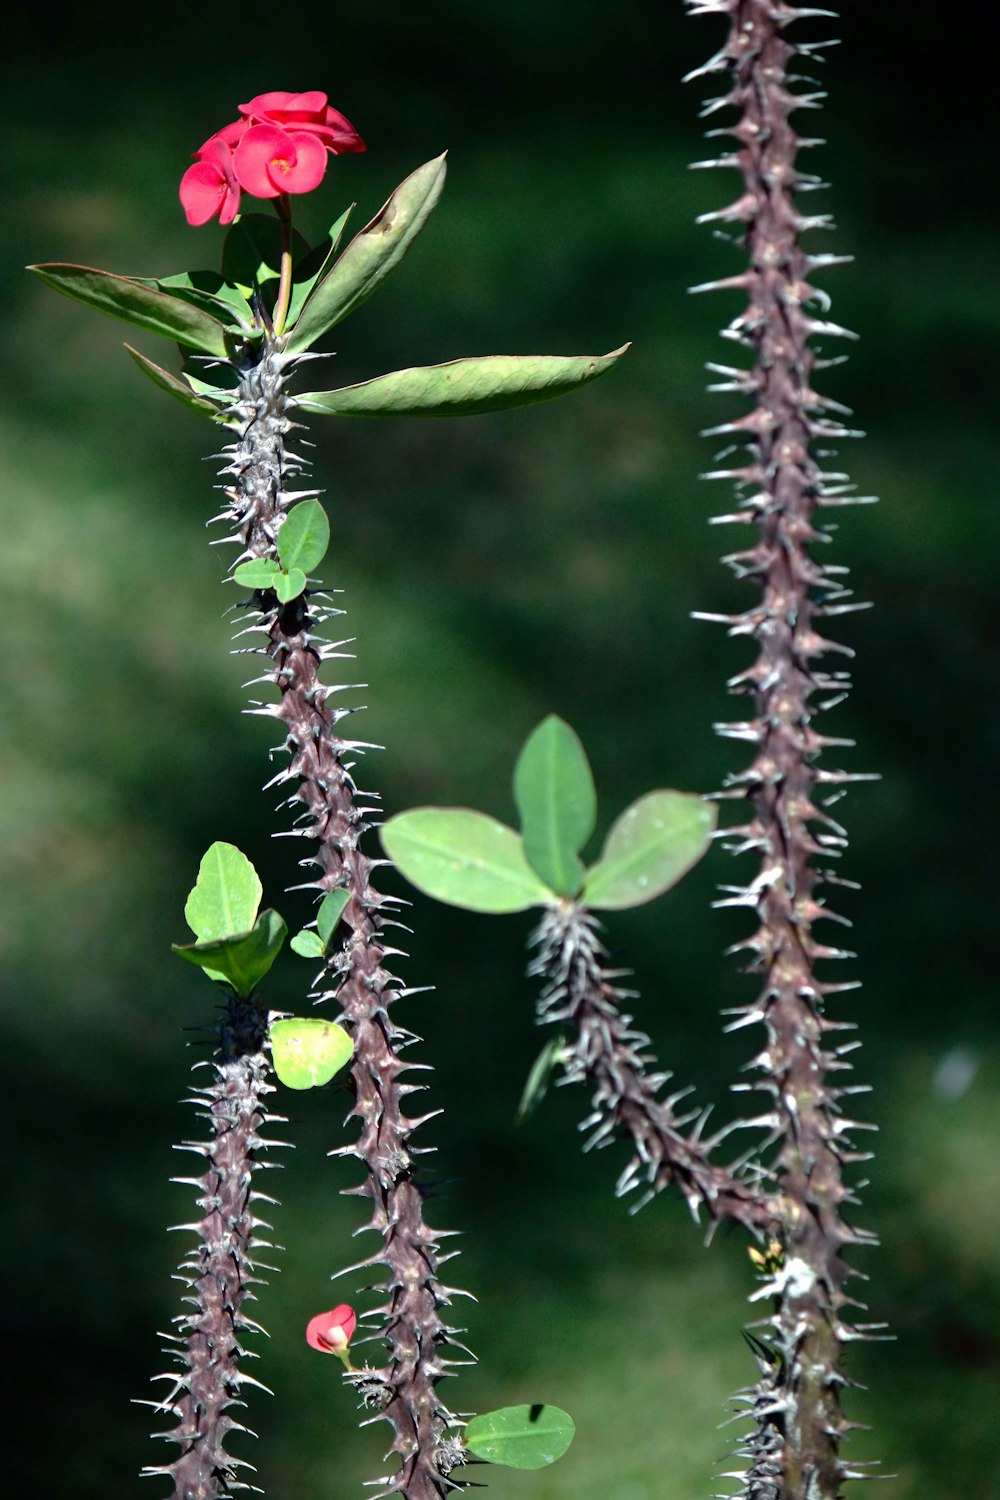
[180, 91, 365, 227]
[305, 1304, 357, 1355]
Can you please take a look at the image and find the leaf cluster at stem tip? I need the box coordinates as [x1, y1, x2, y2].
[380, 716, 717, 915]
[170, 841, 353, 1090]
[29, 154, 627, 423]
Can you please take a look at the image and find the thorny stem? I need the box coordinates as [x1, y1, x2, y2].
[216, 339, 470, 1499]
[687, 3, 880, 1497]
[530, 902, 779, 1232]
[144, 993, 282, 1498]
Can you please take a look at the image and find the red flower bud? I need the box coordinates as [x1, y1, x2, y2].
[306, 1304, 357, 1354]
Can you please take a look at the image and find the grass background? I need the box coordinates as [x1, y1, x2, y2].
[3, 2, 998, 1496]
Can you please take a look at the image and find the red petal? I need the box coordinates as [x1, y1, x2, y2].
[269, 131, 327, 195]
[179, 161, 227, 226]
[233, 124, 290, 198]
[322, 108, 366, 155]
[305, 1304, 357, 1352]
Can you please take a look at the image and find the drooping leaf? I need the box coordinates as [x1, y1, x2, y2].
[234, 558, 282, 590]
[274, 567, 307, 603]
[316, 887, 351, 945]
[514, 717, 596, 897]
[286, 204, 355, 328]
[464, 1405, 576, 1470]
[270, 1018, 353, 1090]
[221, 214, 312, 295]
[582, 791, 717, 911]
[286, 154, 448, 353]
[517, 1037, 566, 1124]
[27, 263, 231, 356]
[124, 344, 222, 420]
[277, 500, 330, 574]
[296, 347, 629, 418]
[183, 841, 262, 942]
[381, 809, 552, 914]
[290, 929, 326, 959]
[172, 910, 288, 998]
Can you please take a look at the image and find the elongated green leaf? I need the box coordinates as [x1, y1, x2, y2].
[221, 215, 312, 294]
[270, 1018, 353, 1090]
[173, 910, 287, 998]
[296, 347, 628, 418]
[286, 204, 355, 328]
[464, 1405, 575, 1470]
[317, 887, 351, 944]
[274, 567, 307, 603]
[517, 1037, 566, 1124]
[124, 344, 221, 419]
[184, 842, 262, 941]
[28, 263, 231, 356]
[234, 558, 281, 590]
[142, 271, 254, 330]
[582, 791, 717, 911]
[514, 717, 596, 897]
[277, 500, 330, 574]
[286, 154, 447, 352]
[381, 809, 552, 913]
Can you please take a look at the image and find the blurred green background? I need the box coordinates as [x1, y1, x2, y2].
[3, 2, 997, 1495]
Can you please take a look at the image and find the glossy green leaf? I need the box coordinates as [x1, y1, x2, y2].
[221, 215, 312, 294]
[286, 205, 355, 328]
[582, 791, 717, 911]
[173, 909, 288, 998]
[381, 809, 552, 913]
[514, 717, 596, 897]
[277, 500, 330, 574]
[27, 263, 231, 356]
[290, 929, 326, 959]
[296, 347, 629, 418]
[286, 154, 447, 353]
[317, 888, 351, 945]
[274, 567, 307, 603]
[183, 841, 262, 941]
[517, 1037, 566, 1124]
[123, 344, 222, 420]
[464, 1405, 575, 1470]
[270, 1018, 353, 1090]
[234, 558, 282, 590]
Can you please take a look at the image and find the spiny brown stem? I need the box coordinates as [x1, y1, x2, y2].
[217, 341, 469, 1499]
[687, 3, 879, 1497]
[531, 903, 778, 1231]
[145, 994, 281, 1498]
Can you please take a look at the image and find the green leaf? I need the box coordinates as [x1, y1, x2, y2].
[464, 1405, 575, 1470]
[277, 500, 330, 574]
[172, 909, 288, 998]
[582, 791, 717, 911]
[274, 567, 307, 603]
[234, 558, 282, 590]
[296, 347, 629, 418]
[27, 263, 231, 356]
[286, 154, 448, 353]
[517, 1037, 566, 1124]
[270, 1018, 353, 1090]
[151, 271, 254, 330]
[317, 888, 351, 945]
[221, 215, 312, 295]
[290, 929, 326, 959]
[286, 205, 355, 328]
[123, 344, 222, 420]
[183, 841, 263, 941]
[381, 809, 552, 913]
[514, 716, 596, 898]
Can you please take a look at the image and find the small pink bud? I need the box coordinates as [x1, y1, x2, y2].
[306, 1304, 357, 1354]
